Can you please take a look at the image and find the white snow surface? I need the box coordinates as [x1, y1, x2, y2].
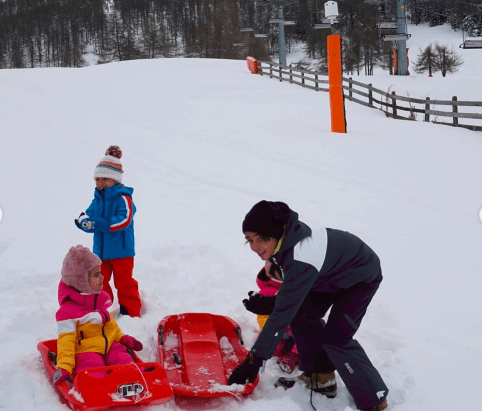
[1, 24, 481, 411]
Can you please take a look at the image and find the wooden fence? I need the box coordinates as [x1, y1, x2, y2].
[258, 60, 482, 132]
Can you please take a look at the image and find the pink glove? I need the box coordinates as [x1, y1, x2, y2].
[120, 335, 143, 351]
[53, 368, 73, 386]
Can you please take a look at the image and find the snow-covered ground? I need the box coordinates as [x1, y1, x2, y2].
[0, 24, 481, 411]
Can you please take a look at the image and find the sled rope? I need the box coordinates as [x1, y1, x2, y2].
[148, 346, 157, 362]
[132, 362, 149, 403]
[225, 390, 242, 402]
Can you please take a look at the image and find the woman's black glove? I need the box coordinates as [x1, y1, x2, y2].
[228, 352, 263, 385]
[242, 291, 276, 315]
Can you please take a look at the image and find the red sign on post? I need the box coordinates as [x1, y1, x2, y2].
[247, 56, 259, 74]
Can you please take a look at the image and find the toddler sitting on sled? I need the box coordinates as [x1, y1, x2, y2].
[53, 245, 143, 386]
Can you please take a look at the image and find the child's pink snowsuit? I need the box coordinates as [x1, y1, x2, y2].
[56, 281, 133, 376]
[75, 342, 133, 375]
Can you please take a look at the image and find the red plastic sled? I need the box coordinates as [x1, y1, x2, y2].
[157, 313, 259, 398]
[38, 339, 173, 411]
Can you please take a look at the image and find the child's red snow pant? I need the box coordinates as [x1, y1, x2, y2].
[75, 342, 133, 376]
[101, 257, 141, 317]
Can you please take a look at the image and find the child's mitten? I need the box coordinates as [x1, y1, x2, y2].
[74, 212, 88, 230]
[76, 213, 95, 233]
[53, 368, 73, 386]
[120, 335, 143, 351]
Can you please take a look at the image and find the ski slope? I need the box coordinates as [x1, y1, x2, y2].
[0, 24, 481, 411]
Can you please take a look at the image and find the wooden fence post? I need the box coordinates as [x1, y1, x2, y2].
[425, 97, 430, 122]
[255, 64, 481, 131]
[452, 96, 458, 126]
[391, 91, 397, 117]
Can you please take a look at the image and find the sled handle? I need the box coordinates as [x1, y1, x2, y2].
[173, 352, 182, 365]
[48, 351, 57, 366]
[126, 347, 137, 361]
[235, 326, 244, 346]
[158, 325, 164, 345]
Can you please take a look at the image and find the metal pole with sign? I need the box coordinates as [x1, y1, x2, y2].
[278, 7, 287, 66]
[396, 0, 409, 75]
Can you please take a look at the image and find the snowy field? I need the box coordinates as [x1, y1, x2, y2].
[1, 24, 481, 411]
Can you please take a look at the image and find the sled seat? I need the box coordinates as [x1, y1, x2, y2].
[179, 313, 226, 386]
[158, 312, 259, 398]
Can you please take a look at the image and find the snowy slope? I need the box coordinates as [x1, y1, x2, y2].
[0, 24, 481, 411]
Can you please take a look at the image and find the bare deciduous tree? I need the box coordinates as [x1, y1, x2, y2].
[434, 43, 463, 77]
[413, 44, 438, 77]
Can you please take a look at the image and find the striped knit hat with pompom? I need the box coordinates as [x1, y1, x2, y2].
[93, 145, 124, 183]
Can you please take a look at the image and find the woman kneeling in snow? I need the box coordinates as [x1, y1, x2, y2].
[229, 200, 388, 411]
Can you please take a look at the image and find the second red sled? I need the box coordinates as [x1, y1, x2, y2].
[157, 312, 259, 398]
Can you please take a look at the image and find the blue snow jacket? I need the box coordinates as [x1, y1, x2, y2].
[85, 184, 136, 260]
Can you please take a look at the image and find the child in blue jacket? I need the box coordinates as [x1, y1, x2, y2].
[76, 146, 141, 317]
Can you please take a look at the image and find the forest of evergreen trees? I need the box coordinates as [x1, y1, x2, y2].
[0, 0, 480, 73]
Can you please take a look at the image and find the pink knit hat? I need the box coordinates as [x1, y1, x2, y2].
[61, 245, 102, 294]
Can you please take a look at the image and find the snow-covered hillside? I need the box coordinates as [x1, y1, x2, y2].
[0, 24, 481, 411]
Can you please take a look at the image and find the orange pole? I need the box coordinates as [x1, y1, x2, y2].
[327, 34, 346, 133]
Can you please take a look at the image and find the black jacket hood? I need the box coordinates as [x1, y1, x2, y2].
[277, 208, 312, 254]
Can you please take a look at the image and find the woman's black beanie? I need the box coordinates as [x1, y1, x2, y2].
[242, 200, 291, 239]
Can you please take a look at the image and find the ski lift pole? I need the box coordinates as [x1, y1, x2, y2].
[278, 6, 287, 66]
[396, 0, 409, 75]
